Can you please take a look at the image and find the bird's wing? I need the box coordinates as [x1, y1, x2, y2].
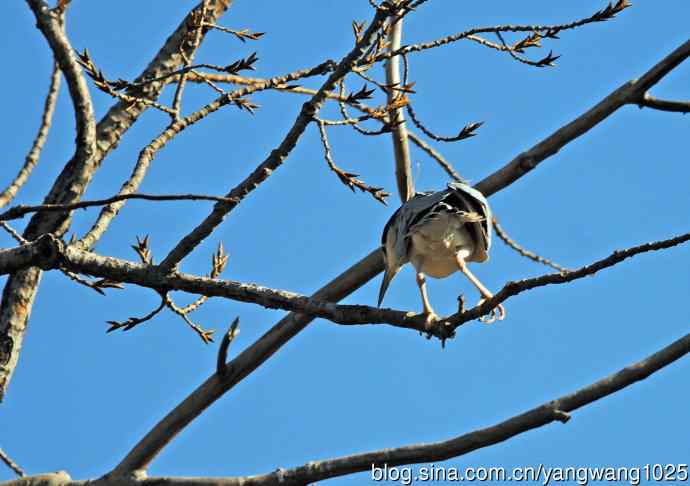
[445, 182, 493, 261]
[380, 191, 443, 260]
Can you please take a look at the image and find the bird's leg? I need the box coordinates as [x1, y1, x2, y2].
[416, 271, 439, 327]
[455, 255, 506, 324]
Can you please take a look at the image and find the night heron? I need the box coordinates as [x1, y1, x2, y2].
[378, 181, 505, 325]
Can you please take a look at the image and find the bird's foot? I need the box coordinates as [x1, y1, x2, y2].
[478, 300, 505, 324]
[422, 311, 440, 333]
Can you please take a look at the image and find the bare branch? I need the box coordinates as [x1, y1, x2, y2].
[216, 317, 239, 376]
[0, 235, 60, 275]
[447, 230, 690, 330]
[209, 329, 690, 485]
[77, 60, 335, 251]
[0, 0, 98, 402]
[203, 24, 265, 42]
[0, 0, 238, 403]
[106, 296, 166, 334]
[0, 223, 28, 245]
[315, 119, 390, 204]
[0, 193, 234, 222]
[406, 102, 483, 142]
[8, 328, 690, 486]
[172, 1, 209, 117]
[92, 40, 690, 471]
[3, 228, 683, 343]
[373, 0, 632, 64]
[0, 61, 61, 209]
[76, 49, 177, 116]
[157, 8, 394, 273]
[492, 216, 569, 273]
[0, 446, 24, 478]
[406, 131, 465, 182]
[495, 31, 560, 67]
[385, 15, 415, 202]
[107, 248, 384, 476]
[163, 294, 216, 343]
[475, 38, 690, 196]
[636, 92, 690, 113]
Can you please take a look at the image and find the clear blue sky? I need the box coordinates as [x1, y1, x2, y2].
[1, 1, 688, 484]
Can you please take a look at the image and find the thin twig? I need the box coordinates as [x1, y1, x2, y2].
[448, 230, 690, 330]
[164, 294, 215, 343]
[0, 447, 24, 477]
[77, 60, 336, 251]
[373, 0, 631, 64]
[495, 31, 560, 67]
[0, 0, 236, 403]
[492, 216, 569, 273]
[336, 80, 385, 136]
[0, 61, 61, 209]
[0, 193, 233, 222]
[172, 1, 208, 117]
[406, 131, 466, 182]
[406, 102, 483, 142]
[315, 119, 389, 204]
[106, 295, 167, 333]
[203, 24, 265, 43]
[156, 8, 394, 273]
[216, 317, 240, 376]
[0, 222, 28, 245]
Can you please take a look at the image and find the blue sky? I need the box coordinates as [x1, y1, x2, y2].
[1, 1, 688, 484]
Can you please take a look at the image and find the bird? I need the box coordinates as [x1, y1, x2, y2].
[378, 181, 505, 325]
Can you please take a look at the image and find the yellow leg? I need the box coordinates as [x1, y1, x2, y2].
[416, 272, 439, 326]
[455, 255, 506, 323]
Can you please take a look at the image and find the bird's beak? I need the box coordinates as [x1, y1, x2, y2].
[377, 266, 399, 307]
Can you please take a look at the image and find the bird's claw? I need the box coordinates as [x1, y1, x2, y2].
[423, 311, 440, 330]
[478, 301, 505, 324]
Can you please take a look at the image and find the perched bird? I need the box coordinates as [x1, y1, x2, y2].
[378, 181, 505, 325]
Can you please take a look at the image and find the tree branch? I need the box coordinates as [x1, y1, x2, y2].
[636, 92, 690, 113]
[0, 60, 61, 209]
[7, 328, 689, 486]
[0, 0, 237, 403]
[475, 38, 690, 196]
[101, 37, 690, 474]
[157, 7, 394, 272]
[0, 0, 98, 403]
[0, 446, 24, 478]
[385, 16, 415, 202]
[0, 193, 234, 222]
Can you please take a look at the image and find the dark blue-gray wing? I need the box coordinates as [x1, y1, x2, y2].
[445, 182, 493, 261]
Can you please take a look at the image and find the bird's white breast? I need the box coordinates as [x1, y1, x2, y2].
[408, 212, 474, 278]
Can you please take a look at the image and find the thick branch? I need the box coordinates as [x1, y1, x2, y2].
[0, 0, 235, 401]
[107, 249, 384, 476]
[475, 38, 690, 196]
[1, 228, 683, 358]
[0, 0, 98, 403]
[0, 236, 60, 275]
[7, 329, 689, 486]
[15, 229, 678, 337]
[103, 37, 690, 474]
[385, 16, 415, 202]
